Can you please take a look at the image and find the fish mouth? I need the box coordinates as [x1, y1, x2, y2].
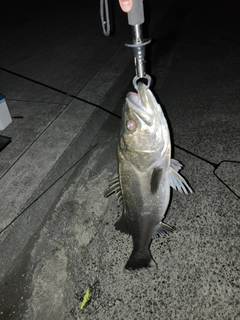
[126, 83, 154, 126]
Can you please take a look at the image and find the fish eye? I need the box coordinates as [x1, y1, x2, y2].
[126, 120, 137, 132]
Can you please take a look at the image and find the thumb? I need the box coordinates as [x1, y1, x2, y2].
[119, 0, 132, 13]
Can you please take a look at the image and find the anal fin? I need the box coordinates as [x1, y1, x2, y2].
[152, 222, 175, 239]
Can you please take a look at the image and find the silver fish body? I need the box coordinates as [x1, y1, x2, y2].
[106, 83, 192, 270]
[118, 147, 171, 270]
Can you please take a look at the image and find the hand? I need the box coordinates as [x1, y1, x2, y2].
[118, 0, 132, 12]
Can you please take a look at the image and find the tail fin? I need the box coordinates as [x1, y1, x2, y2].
[125, 250, 156, 271]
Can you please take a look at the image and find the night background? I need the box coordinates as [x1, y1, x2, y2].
[0, 0, 239, 319]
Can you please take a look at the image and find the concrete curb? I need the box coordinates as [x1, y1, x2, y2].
[0, 45, 133, 281]
[0, 0, 180, 281]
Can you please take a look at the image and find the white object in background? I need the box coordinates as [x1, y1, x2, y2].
[0, 94, 12, 130]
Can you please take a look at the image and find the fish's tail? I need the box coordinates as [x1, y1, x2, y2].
[125, 250, 156, 271]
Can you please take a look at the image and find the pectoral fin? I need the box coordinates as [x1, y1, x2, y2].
[169, 159, 193, 194]
[151, 168, 163, 194]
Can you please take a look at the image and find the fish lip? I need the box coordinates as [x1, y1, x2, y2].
[126, 83, 154, 126]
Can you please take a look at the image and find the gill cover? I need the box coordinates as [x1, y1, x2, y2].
[119, 82, 169, 171]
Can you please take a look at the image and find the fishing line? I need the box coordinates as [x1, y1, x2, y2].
[0, 102, 70, 181]
[0, 143, 98, 236]
[0, 67, 119, 182]
[0, 66, 238, 224]
[0, 67, 121, 120]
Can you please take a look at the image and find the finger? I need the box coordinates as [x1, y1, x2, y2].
[119, 0, 132, 13]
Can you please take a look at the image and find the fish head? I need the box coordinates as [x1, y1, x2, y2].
[119, 82, 171, 171]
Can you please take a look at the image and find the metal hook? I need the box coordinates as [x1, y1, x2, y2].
[133, 74, 152, 91]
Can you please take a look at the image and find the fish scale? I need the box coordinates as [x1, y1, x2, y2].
[105, 82, 193, 270]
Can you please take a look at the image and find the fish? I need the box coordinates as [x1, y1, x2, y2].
[105, 82, 193, 271]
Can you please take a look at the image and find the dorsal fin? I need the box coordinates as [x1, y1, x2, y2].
[104, 176, 121, 197]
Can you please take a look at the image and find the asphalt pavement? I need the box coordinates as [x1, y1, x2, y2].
[0, 0, 239, 319]
[0, 0, 176, 284]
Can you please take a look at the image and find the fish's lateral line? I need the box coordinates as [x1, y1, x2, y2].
[0, 65, 238, 235]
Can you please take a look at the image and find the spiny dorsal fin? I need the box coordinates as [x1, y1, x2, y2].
[104, 176, 120, 197]
[169, 159, 193, 194]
